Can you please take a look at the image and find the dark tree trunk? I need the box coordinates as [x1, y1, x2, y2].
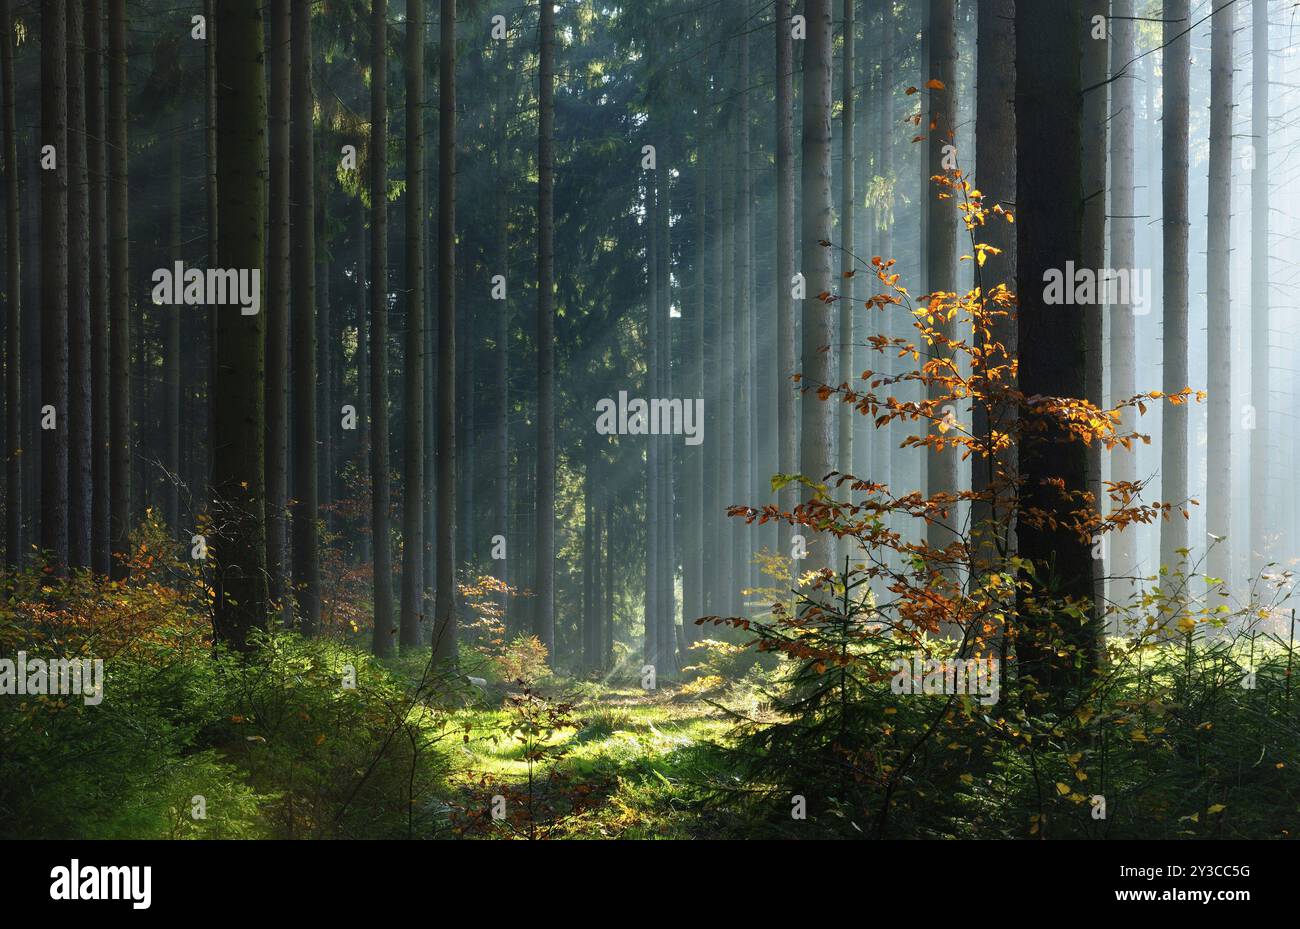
[266, 0, 290, 622]
[1081, 0, 1107, 622]
[493, 43, 511, 624]
[1, 0, 19, 569]
[163, 112, 181, 532]
[107, 0, 129, 579]
[432, 0, 459, 664]
[971, 0, 1016, 582]
[291, 0, 320, 635]
[401, 0, 426, 649]
[370, 0, 395, 656]
[532, 0, 555, 662]
[211, 0, 269, 651]
[924, 0, 957, 566]
[86, 0, 108, 575]
[40, 0, 69, 568]
[1015, 0, 1093, 689]
[66, 0, 90, 568]
[354, 194, 370, 564]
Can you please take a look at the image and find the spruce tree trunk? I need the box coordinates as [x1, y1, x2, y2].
[1159, 0, 1191, 600]
[354, 195, 370, 564]
[658, 149, 676, 669]
[734, 22, 753, 601]
[684, 142, 706, 639]
[532, 0, 555, 662]
[432, 0, 459, 663]
[717, 88, 735, 611]
[800, 0, 834, 575]
[1109, 0, 1137, 614]
[265, 0, 290, 622]
[1015, 0, 1094, 688]
[775, 0, 796, 572]
[493, 42, 510, 625]
[40, 0, 69, 569]
[1080, 0, 1107, 618]
[291, 0, 320, 635]
[971, 0, 1016, 582]
[924, 0, 957, 568]
[1076, 0, 1107, 621]
[163, 115, 181, 532]
[2, 0, 20, 569]
[401, 0, 426, 648]
[86, 0, 108, 575]
[644, 178, 660, 669]
[66, 0, 90, 568]
[1249, 0, 1270, 581]
[204, 0, 217, 486]
[837, 0, 856, 571]
[212, 0, 269, 651]
[1205, 0, 1233, 590]
[879, 0, 899, 554]
[107, 0, 129, 580]
[370, 0, 395, 657]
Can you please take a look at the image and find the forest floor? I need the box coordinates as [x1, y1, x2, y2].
[440, 680, 739, 838]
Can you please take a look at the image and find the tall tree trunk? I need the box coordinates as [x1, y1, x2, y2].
[603, 499, 614, 666]
[1159, 0, 1191, 604]
[924, 0, 957, 568]
[66, 0, 90, 568]
[532, 0, 555, 662]
[1205, 0, 1233, 591]
[800, 0, 834, 573]
[658, 145, 676, 670]
[716, 58, 735, 615]
[971, 0, 1016, 585]
[291, 0, 320, 636]
[370, 0, 395, 656]
[493, 41, 510, 625]
[1015, 0, 1093, 689]
[204, 0, 217, 490]
[775, 0, 796, 573]
[1, 0, 19, 569]
[879, 0, 899, 554]
[401, 0, 426, 648]
[20, 150, 36, 550]
[644, 179, 660, 668]
[163, 112, 181, 531]
[107, 0, 128, 580]
[40, 0, 69, 569]
[86, 0, 108, 575]
[684, 141, 706, 639]
[734, 20, 753, 601]
[838, 0, 856, 571]
[432, 0, 459, 663]
[354, 194, 370, 564]
[1249, 0, 1270, 582]
[582, 460, 595, 668]
[212, 0, 269, 651]
[1108, 0, 1136, 613]
[265, 0, 290, 621]
[1080, 0, 1107, 618]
